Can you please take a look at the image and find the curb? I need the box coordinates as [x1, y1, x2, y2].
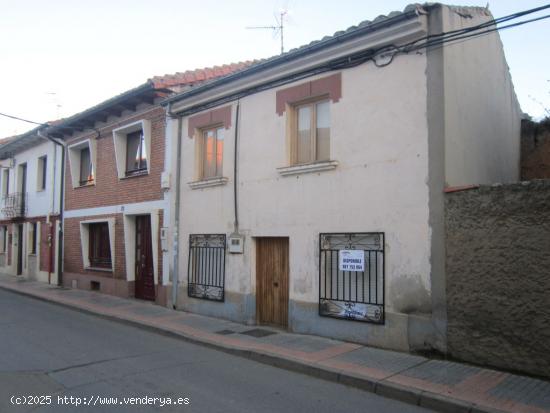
[0, 284, 507, 413]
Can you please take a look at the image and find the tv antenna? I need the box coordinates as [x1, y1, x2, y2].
[246, 10, 288, 54]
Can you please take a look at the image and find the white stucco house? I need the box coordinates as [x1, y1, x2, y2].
[162, 3, 521, 352]
[0, 127, 63, 284]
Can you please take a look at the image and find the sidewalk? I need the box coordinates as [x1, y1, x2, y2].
[1, 274, 548, 413]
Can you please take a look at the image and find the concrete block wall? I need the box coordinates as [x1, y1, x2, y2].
[445, 181, 550, 378]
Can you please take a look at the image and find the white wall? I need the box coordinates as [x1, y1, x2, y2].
[441, 6, 521, 186]
[176, 52, 432, 316]
[0, 139, 63, 219]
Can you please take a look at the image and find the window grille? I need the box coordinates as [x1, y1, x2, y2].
[188, 234, 226, 301]
[319, 233, 385, 324]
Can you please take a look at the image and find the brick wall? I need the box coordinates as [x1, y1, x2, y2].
[446, 181, 550, 378]
[521, 118, 550, 180]
[64, 214, 126, 280]
[64, 106, 166, 211]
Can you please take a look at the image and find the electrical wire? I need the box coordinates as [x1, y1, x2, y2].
[0, 112, 48, 127]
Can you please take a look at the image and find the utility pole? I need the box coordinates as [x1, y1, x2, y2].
[246, 10, 287, 54]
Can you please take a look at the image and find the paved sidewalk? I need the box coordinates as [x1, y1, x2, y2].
[1, 275, 549, 413]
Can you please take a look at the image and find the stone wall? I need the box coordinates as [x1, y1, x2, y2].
[445, 181, 550, 378]
[521, 118, 550, 180]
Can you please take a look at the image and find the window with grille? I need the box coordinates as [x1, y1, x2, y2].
[188, 234, 225, 301]
[89, 223, 112, 269]
[319, 233, 385, 324]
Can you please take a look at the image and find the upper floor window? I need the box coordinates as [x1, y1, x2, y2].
[2, 169, 9, 197]
[113, 120, 151, 179]
[126, 130, 147, 176]
[201, 126, 224, 179]
[293, 100, 330, 165]
[68, 139, 96, 188]
[37, 156, 47, 191]
[79, 147, 94, 185]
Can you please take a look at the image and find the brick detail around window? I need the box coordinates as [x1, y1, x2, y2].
[276, 73, 342, 116]
[187, 106, 232, 138]
[64, 106, 165, 211]
[64, 214, 125, 279]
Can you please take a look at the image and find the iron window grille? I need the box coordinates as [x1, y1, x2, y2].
[89, 223, 112, 268]
[319, 233, 385, 324]
[188, 234, 226, 301]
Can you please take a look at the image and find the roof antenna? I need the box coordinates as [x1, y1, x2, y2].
[246, 10, 288, 54]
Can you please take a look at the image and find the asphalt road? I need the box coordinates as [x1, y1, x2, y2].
[0, 289, 433, 413]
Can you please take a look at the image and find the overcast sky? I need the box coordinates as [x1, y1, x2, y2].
[1, 0, 549, 137]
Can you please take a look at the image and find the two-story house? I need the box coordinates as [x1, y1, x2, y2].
[162, 4, 521, 352]
[43, 63, 254, 306]
[0, 127, 63, 284]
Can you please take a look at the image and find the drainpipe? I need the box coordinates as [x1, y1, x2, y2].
[38, 130, 65, 287]
[168, 104, 183, 309]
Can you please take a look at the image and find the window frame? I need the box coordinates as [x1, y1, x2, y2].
[37, 155, 47, 191]
[125, 130, 148, 176]
[2, 169, 9, 197]
[68, 139, 96, 189]
[290, 97, 331, 166]
[1, 225, 7, 253]
[112, 120, 151, 180]
[88, 222, 112, 269]
[79, 147, 94, 186]
[199, 124, 224, 180]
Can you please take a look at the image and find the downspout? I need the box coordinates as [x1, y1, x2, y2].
[168, 103, 183, 309]
[38, 130, 65, 287]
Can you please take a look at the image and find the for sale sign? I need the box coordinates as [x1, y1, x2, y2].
[338, 249, 364, 272]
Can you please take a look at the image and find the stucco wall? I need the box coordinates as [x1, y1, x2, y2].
[446, 181, 550, 378]
[440, 6, 521, 186]
[174, 52, 435, 350]
[0, 140, 63, 219]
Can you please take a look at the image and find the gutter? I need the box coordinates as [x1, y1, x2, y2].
[38, 130, 65, 287]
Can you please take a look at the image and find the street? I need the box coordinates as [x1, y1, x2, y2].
[0, 289, 433, 412]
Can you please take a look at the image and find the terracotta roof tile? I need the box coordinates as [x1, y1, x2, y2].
[150, 60, 258, 89]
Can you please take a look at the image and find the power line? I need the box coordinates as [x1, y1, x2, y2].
[0, 112, 47, 127]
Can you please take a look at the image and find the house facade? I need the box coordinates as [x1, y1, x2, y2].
[163, 4, 520, 352]
[0, 128, 63, 284]
[44, 64, 252, 305]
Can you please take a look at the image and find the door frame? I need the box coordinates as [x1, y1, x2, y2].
[134, 214, 155, 301]
[255, 237, 290, 328]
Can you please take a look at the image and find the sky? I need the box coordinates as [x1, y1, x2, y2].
[1, 0, 549, 137]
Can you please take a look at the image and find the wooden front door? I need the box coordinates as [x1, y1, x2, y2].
[256, 237, 289, 327]
[135, 215, 155, 301]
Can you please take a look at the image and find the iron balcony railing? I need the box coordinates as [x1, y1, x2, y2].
[1, 192, 28, 219]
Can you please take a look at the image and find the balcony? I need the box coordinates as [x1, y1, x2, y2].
[2, 192, 28, 219]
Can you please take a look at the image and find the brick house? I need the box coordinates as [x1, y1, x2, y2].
[162, 4, 521, 352]
[0, 127, 63, 284]
[44, 63, 253, 305]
